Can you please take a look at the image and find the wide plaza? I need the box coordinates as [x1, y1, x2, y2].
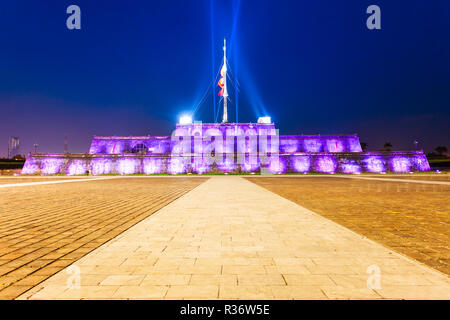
[0, 174, 449, 300]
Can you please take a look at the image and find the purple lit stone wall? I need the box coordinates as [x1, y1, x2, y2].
[22, 123, 430, 175]
[22, 151, 430, 175]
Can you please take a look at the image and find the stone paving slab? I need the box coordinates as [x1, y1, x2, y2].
[20, 177, 450, 300]
[248, 177, 450, 275]
[0, 177, 206, 299]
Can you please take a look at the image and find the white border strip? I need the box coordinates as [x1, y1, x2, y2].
[0, 177, 122, 189]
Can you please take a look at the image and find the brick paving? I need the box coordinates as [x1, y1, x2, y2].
[0, 177, 206, 299]
[247, 177, 450, 275]
[19, 177, 450, 300]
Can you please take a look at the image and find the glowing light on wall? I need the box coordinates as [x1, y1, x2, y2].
[303, 139, 322, 152]
[42, 158, 64, 175]
[169, 157, 186, 174]
[91, 158, 112, 175]
[143, 158, 163, 174]
[192, 158, 209, 174]
[218, 158, 235, 172]
[21, 160, 39, 174]
[413, 155, 430, 171]
[364, 156, 385, 173]
[241, 155, 259, 172]
[267, 158, 286, 174]
[340, 161, 361, 174]
[21, 123, 431, 175]
[67, 160, 87, 175]
[292, 156, 311, 173]
[280, 139, 299, 153]
[390, 157, 411, 173]
[106, 141, 124, 154]
[118, 158, 138, 175]
[348, 138, 363, 152]
[326, 139, 345, 152]
[316, 156, 337, 173]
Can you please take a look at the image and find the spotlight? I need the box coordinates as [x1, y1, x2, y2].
[257, 116, 271, 124]
[179, 115, 193, 125]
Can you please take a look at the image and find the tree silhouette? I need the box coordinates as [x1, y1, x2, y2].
[383, 141, 393, 151]
[435, 146, 448, 155]
[360, 142, 368, 152]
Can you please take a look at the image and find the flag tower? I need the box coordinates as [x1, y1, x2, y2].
[218, 38, 228, 123]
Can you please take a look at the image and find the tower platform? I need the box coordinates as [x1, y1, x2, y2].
[22, 121, 430, 175]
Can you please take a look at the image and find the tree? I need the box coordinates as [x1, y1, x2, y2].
[360, 142, 368, 152]
[435, 146, 448, 156]
[12, 154, 25, 161]
[383, 141, 392, 151]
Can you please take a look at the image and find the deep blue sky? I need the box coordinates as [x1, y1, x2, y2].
[1, 0, 449, 156]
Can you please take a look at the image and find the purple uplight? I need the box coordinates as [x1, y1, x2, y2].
[326, 139, 345, 152]
[340, 161, 361, 174]
[280, 140, 299, 153]
[267, 157, 286, 174]
[106, 141, 125, 154]
[91, 158, 113, 175]
[67, 160, 87, 175]
[348, 138, 363, 152]
[192, 158, 209, 174]
[292, 156, 311, 173]
[315, 156, 337, 173]
[42, 158, 63, 175]
[169, 157, 186, 174]
[303, 139, 322, 152]
[21, 160, 39, 174]
[241, 155, 259, 172]
[413, 155, 431, 171]
[390, 157, 411, 173]
[364, 156, 385, 173]
[118, 158, 138, 174]
[143, 158, 163, 174]
[218, 158, 235, 172]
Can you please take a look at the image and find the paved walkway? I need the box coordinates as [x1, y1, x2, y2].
[19, 177, 450, 299]
[0, 178, 205, 299]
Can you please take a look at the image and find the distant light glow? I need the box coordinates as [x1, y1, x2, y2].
[179, 115, 193, 125]
[257, 116, 271, 124]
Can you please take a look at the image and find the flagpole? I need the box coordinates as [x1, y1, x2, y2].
[222, 38, 228, 123]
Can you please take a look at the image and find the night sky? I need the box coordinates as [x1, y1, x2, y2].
[1, 0, 449, 156]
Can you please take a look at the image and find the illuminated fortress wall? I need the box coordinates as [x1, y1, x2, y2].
[22, 123, 430, 175]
